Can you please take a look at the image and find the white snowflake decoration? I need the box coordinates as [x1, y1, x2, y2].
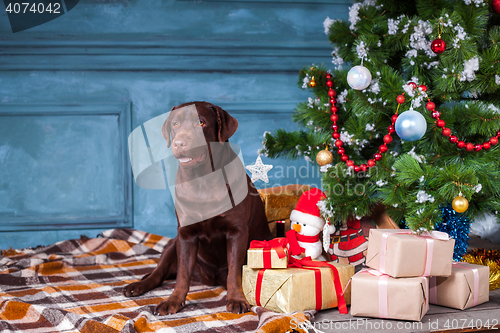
[388, 18, 400, 35]
[302, 74, 311, 89]
[323, 16, 336, 35]
[356, 41, 369, 60]
[416, 190, 435, 203]
[460, 57, 480, 82]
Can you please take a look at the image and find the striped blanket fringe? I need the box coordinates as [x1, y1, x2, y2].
[0, 229, 313, 333]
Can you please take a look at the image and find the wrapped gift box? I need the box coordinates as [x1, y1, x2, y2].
[350, 269, 429, 322]
[242, 262, 354, 313]
[429, 262, 489, 310]
[258, 184, 311, 222]
[247, 238, 288, 269]
[366, 229, 455, 278]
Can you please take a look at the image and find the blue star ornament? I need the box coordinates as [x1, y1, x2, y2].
[245, 156, 273, 183]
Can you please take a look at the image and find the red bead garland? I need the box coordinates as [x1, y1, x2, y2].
[424, 92, 500, 151]
[323, 74, 499, 174]
[326, 73, 399, 173]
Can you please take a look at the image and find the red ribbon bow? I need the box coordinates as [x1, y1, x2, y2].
[250, 238, 288, 268]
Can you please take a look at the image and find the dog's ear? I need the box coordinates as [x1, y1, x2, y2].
[211, 104, 238, 142]
[161, 107, 175, 148]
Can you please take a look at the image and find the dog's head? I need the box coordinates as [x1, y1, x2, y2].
[161, 102, 238, 169]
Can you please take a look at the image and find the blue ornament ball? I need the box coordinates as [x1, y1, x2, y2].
[347, 65, 372, 90]
[394, 110, 427, 141]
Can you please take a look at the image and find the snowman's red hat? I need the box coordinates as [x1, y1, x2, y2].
[289, 188, 327, 231]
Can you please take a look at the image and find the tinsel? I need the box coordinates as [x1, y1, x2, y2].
[462, 249, 500, 291]
[435, 205, 470, 261]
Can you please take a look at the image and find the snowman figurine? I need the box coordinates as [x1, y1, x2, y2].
[286, 188, 336, 260]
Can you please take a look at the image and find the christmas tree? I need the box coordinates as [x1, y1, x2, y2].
[262, 0, 500, 238]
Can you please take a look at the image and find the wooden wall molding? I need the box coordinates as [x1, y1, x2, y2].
[0, 34, 332, 71]
[0, 103, 133, 231]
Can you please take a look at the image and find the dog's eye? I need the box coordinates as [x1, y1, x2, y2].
[198, 120, 205, 126]
[173, 122, 179, 127]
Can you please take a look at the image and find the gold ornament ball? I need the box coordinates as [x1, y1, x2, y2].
[309, 76, 317, 87]
[316, 149, 333, 166]
[452, 196, 469, 213]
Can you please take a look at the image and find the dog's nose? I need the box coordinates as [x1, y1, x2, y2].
[173, 139, 187, 151]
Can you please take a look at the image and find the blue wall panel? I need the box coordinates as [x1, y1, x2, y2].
[0, 0, 350, 249]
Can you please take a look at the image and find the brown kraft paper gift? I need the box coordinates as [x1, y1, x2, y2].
[242, 263, 354, 313]
[350, 269, 429, 321]
[429, 262, 489, 310]
[366, 229, 455, 278]
[247, 238, 288, 269]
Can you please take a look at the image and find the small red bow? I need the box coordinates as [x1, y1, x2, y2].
[249, 238, 287, 259]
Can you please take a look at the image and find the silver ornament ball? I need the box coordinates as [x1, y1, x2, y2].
[347, 65, 372, 90]
[394, 110, 427, 141]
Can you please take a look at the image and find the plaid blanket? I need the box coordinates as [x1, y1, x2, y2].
[0, 229, 313, 333]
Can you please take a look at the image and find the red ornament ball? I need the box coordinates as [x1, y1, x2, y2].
[374, 153, 382, 161]
[330, 114, 339, 122]
[367, 159, 376, 167]
[442, 128, 451, 137]
[449, 135, 458, 143]
[337, 148, 345, 155]
[388, 125, 395, 134]
[431, 38, 446, 54]
[327, 80, 333, 87]
[408, 82, 417, 89]
[466, 143, 474, 151]
[354, 165, 361, 173]
[328, 89, 337, 97]
[396, 95, 405, 104]
[360, 164, 368, 172]
[426, 101, 436, 111]
[332, 132, 340, 139]
[497, 130, 500, 137]
[419, 85, 427, 92]
[383, 135, 393, 144]
[492, 0, 500, 15]
[431, 111, 441, 119]
[379, 145, 388, 153]
[330, 98, 337, 105]
[346, 160, 354, 167]
[391, 114, 398, 123]
[326, 74, 332, 79]
[483, 142, 491, 150]
[457, 141, 466, 149]
[490, 137, 499, 145]
[331, 106, 338, 113]
[341, 154, 349, 162]
[335, 139, 343, 147]
[474, 144, 482, 152]
[331, 124, 338, 131]
[436, 119, 446, 128]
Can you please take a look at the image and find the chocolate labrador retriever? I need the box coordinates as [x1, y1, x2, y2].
[123, 101, 272, 315]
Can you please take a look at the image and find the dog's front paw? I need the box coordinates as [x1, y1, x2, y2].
[154, 296, 186, 315]
[227, 297, 251, 314]
[122, 280, 151, 297]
